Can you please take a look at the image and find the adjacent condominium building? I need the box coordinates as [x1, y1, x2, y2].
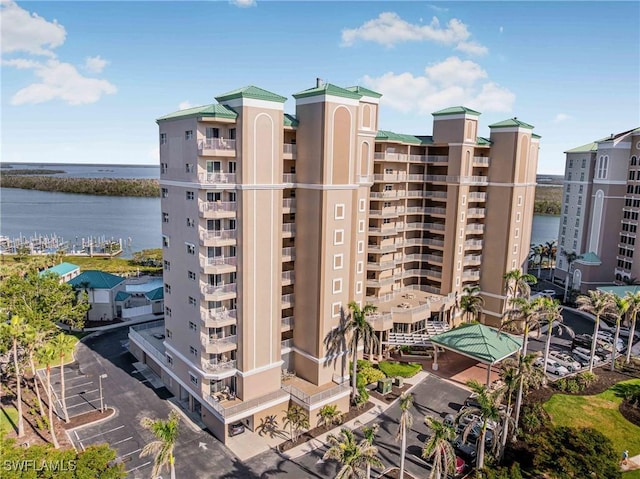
[128, 80, 539, 443]
[554, 127, 640, 292]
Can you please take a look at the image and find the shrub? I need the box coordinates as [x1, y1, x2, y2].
[476, 463, 523, 479]
[359, 367, 385, 385]
[520, 403, 549, 434]
[353, 386, 369, 408]
[356, 372, 367, 389]
[555, 378, 568, 391]
[378, 361, 422, 378]
[565, 378, 581, 393]
[357, 359, 372, 370]
[577, 371, 597, 388]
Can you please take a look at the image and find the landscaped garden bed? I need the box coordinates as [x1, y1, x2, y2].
[377, 361, 422, 378]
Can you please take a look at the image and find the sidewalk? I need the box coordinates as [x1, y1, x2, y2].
[58, 314, 163, 334]
[281, 370, 430, 460]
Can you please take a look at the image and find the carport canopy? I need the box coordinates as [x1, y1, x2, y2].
[429, 323, 523, 385]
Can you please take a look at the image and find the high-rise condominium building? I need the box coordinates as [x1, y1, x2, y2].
[554, 128, 640, 292]
[128, 81, 538, 444]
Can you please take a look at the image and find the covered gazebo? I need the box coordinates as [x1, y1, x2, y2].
[430, 323, 523, 386]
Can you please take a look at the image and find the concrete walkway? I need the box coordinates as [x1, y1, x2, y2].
[621, 454, 640, 472]
[58, 314, 163, 334]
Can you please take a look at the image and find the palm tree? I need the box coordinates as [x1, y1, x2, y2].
[503, 269, 537, 299]
[282, 404, 309, 443]
[533, 244, 544, 277]
[422, 416, 457, 479]
[501, 297, 546, 433]
[561, 250, 581, 302]
[343, 301, 379, 400]
[545, 241, 557, 278]
[323, 428, 383, 479]
[611, 294, 629, 371]
[625, 291, 640, 364]
[457, 380, 506, 469]
[23, 326, 51, 419]
[140, 411, 180, 479]
[2, 316, 27, 437]
[576, 290, 615, 372]
[498, 359, 519, 448]
[362, 423, 380, 479]
[396, 392, 414, 479]
[460, 285, 484, 323]
[538, 298, 571, 368]
[50, 332, 76, 423]
[318, 404, 342, 430]
[36, 343, 60, 448]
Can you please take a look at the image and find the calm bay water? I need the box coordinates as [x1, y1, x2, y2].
[0, 163, 560, 257]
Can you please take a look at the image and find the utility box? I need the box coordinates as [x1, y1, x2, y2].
[377, 378, 393, 394]
[394, 377, 404, 388]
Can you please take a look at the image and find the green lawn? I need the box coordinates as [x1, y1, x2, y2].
[0, 407, 19, 436]
[378, 361, 422, 378]
[543, 379, 640, 479]
[62, 255, 161, 275]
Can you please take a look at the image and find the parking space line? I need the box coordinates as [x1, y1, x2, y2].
[78, 425, 125, 442]
[67, 402, 96, 410]
[74, 430, 84, 451]
[66, 381, 94, 390]
[66, 388, 99, 399]
[126, 461, 150, 474]
[112, 436, 134, 446]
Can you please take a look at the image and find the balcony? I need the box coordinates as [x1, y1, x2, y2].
[198, 172, 237, 184]
[374, 152, 408, 162]
[473, 156, 490, 167]
[201, 307, 237, 328]
[425, 254, 444, 264]
[464, 255, 482, 266]
[373, 173, 407, 182]
[425, 222, 446, 232]
[283, 143, 297, 159]
[200, 282, 237, 301]
[199, 255, 237, 274]
[370, 190, 405, 199]
[282, 293, 294, 308]
[460, 176, 488, 185]
[468, 192, 487, 202]
[282, 223, 296, 237]
[282, 380, 351, 407]
[367, 260, 397, 271]
[282, 247, 295, 261]
[405, 222, 428, 231]
[281, 338, 294, 351]
[282, 270, 295, 285]
[368, 224, 402, 236]
[202, 359, 237, 376]
[198, 138, 236, 157]
[281, 316, 294, 331]
[204, 388, 290, 419]
[465, 239, 483, 250]
[467, 208, 486, 218]
[199, 201, 237, 219]
[406, 190, 427, 198]
[282, 198, 296, 212]
[370, 207, 404, 218]
[367, 243, 398, 254]
[407, 174, 426, 182]
[466, 224, 485, 234]
[201, 334, 238, 354]
[199, 229, 237, 246]
[408, 154, 427, 162]
[283, 173, 297, 184]
[425, 269, 443, 279]
[426, 155, 449, 164]
[422, 238, 445, 248]
[366, 276, 396, 287]
[463, 270, 481, 281]
[423, 191, 448, 201]
[366, 312, 393, 331]
[424, 207, 447, 216]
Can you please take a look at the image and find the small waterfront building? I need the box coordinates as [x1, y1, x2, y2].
[40, 262, 80, 283]
[68, 270, 126, 322]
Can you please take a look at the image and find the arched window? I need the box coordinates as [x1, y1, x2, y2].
[465, 150, 471, 175]
[597, 155, 609, 179]
[631, 156, 637, 166]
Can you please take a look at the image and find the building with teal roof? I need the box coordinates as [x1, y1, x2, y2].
[40, 262, 80, 283]
[69, 270, 126, 322]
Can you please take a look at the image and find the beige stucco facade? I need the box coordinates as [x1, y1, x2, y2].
[130, 83, 540, 444]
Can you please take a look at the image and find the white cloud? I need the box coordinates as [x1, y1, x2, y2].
[8, 59, 117, 106]
[429, 5, 449, 13]
[178, 101, 193, 110]
[362, 56, 515, 114]
[84, 55, 108, 73]
[341, 12, 488, 55]
[553, 113, 571, 123]
[499, 26, 504, 34]
[230, 0, 256, 7]
[0, 0, 66, 56]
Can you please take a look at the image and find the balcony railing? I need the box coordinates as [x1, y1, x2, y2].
[424, 207, 447, 215]
[128, 322, 167, 366]
[408, 154, 427, 162]
[473, 156, 490, 166]
[202, 359, 237, 373]
[282, 270, 295, 283]
[199, 256, 237, 270]
[466, 224, 485, 233]
[423, 191, 448, 200]
[282, 223, 296, 235]
[367, 243, 398, 253]
[468, 192, 487, 201]
[464, 255, 482, 265]
[460, 176, 488, 185]
[370, 190, 405, 199]
[282, 247, 295, 260]
[463, 271, 481, 280]
[425, 222, 446, 231]
[283, 173, 297, 183]
[200, 282, 237, 297]
[367, 276, 396, 287]
[201, 334, 237, 347]
[281, 316, 294, 329]
[467, 208, 486, 217]
[283, 198, 296, 209]
[281, 294, 295, 307]
[425, 254, 444, 263]
[282, 382, 350, 406]
[202, 307, 237, 321]
[199, 201, 237, 215]
[374, 152, 408, 162]
[204, 388, 290, 419]
[426, 155, 449, 163]
[374, 173, 407, 182]
[198, 172, 237, 184]
[465, 239, 484, 249]
[198, 138, 236, 154]
[283, 143, 297, 155]
[425, 269, 443, 279]
[200, 229, 237, 243]
[422, 238, 445, 247]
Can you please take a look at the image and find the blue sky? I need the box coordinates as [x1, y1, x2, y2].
[1, 1, 638, 174]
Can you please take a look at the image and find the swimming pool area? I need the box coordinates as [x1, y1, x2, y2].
[125, 276, 163, 293]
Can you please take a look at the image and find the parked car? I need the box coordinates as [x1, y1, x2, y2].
[572, 347, 601, 365]
[542, 289, 557, 298]
[452, 437, 477, 465]
[619, 327, 640, 340]
[228, 422, 245, 437]
[535, 357, 570, 376]
[455, 456, 467, 474]
[549, 352, 582, 372]
[572, 334, 593, 350]
[597, 332, 625, 352]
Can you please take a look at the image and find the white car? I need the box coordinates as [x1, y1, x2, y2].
[572, 347, 601, 365]
[549, 352, 582, 372]
[597, 332, 624, 352]
[541, 290, 557, 298]
[535, 357, 570, 376]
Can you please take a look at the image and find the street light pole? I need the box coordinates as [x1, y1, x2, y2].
[99, 374, 108, 413]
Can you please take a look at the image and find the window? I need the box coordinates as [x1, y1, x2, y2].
[186, 243, 195, 255]
[632, 156, 638, 166]
[228, 161, 236, 174]
[597, 155, 609, 179]
[185, 163, 194, 173]
[164, 283, 171, 294]
[206, 127, 219, 139]
[357, 261, 363, 274]
[334, 230, 344, 245]
[166, 354, 173, 366]
[333, 278, 343, 294]
[160, 133, 167, 145]
[580, 172, 585, 181]
[332, 302, 341, 318]
[357, 240, 364, 254]
[188, 271, 196, 281]
[189, 373, 198, 385]
[567, 184, 571, 192]
[162, 212, 169, 223]
[573, 240, 577, 250]
[461, 196, 466, 206]
[186, 191, 195, 200]
[355, 281, 362, 294]
[359, 199, 366, 212]
[582, 159, 586, 168]
[577, 207, 581, 216]
[166, 329, 173, 338]
[358, 220, 365, 233]
[163, 260, 170, 271]
[185, 130, 193, 140]
[517, 196, 523, 206]
[165, 307, 172, 317]
[161, 188, 168, 198]
[457, 261, 461, 271]
[384, 184, 393, 191]
[188, 296, 197, 307]
[333, 254, 343, 270]
[161, 163, 168, 174]
[335, 204, 345, 219]
[569, 159, 573, 168]
[513, 245, 518, 254]
[189, 321, 197, 331]
[514, 228, 520, 239]
[228, 128, 236, 140]
[186, 218, 195, 228]
[564, 206, 568, 215]
[516, 212, 521, 223]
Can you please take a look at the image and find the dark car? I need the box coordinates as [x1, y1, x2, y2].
[452, 437, 477, 465]
[228, 422, 245, 437]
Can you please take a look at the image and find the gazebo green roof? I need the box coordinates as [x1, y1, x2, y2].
[145, 287, 164, 301]
[345, 85, 382, 99]
[430, 323, 522, 364]
[114, 291, 131, 302]
[432, 106, 481, 116]
[293, 83, 362, 100]
[156, 104, 238, 122]
[575, 251, 601, 265]
[375, 130, 432, 145]
[489, 118, 535, 129]
[215, 85, 287, 103]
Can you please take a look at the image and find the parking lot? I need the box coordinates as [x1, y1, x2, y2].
[40, 362, 103, 421]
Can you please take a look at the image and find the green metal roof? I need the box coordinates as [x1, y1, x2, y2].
[489, 118, 535, 129]
[283, 113, 299, 127]
[432, 106, 481, 117]
[215, 85, 287, 103]
[68, 270, 125, 289]
[145, 287, 164, 301]
[375, 130, 432, 145]
[293, 83, 362, 100]
[564, 141, 598, 153]
[575, 251, 601, 265]
[598, 285, 640, 297]
[532, 133, 542, 139]
[476, 137, 492, 146]
[156, 104, 238, 122]
[430, 323, 522, 364]
[40, 262, 79, 277]
[345, 86, 382, 99]
[114, 291, 131, 302]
